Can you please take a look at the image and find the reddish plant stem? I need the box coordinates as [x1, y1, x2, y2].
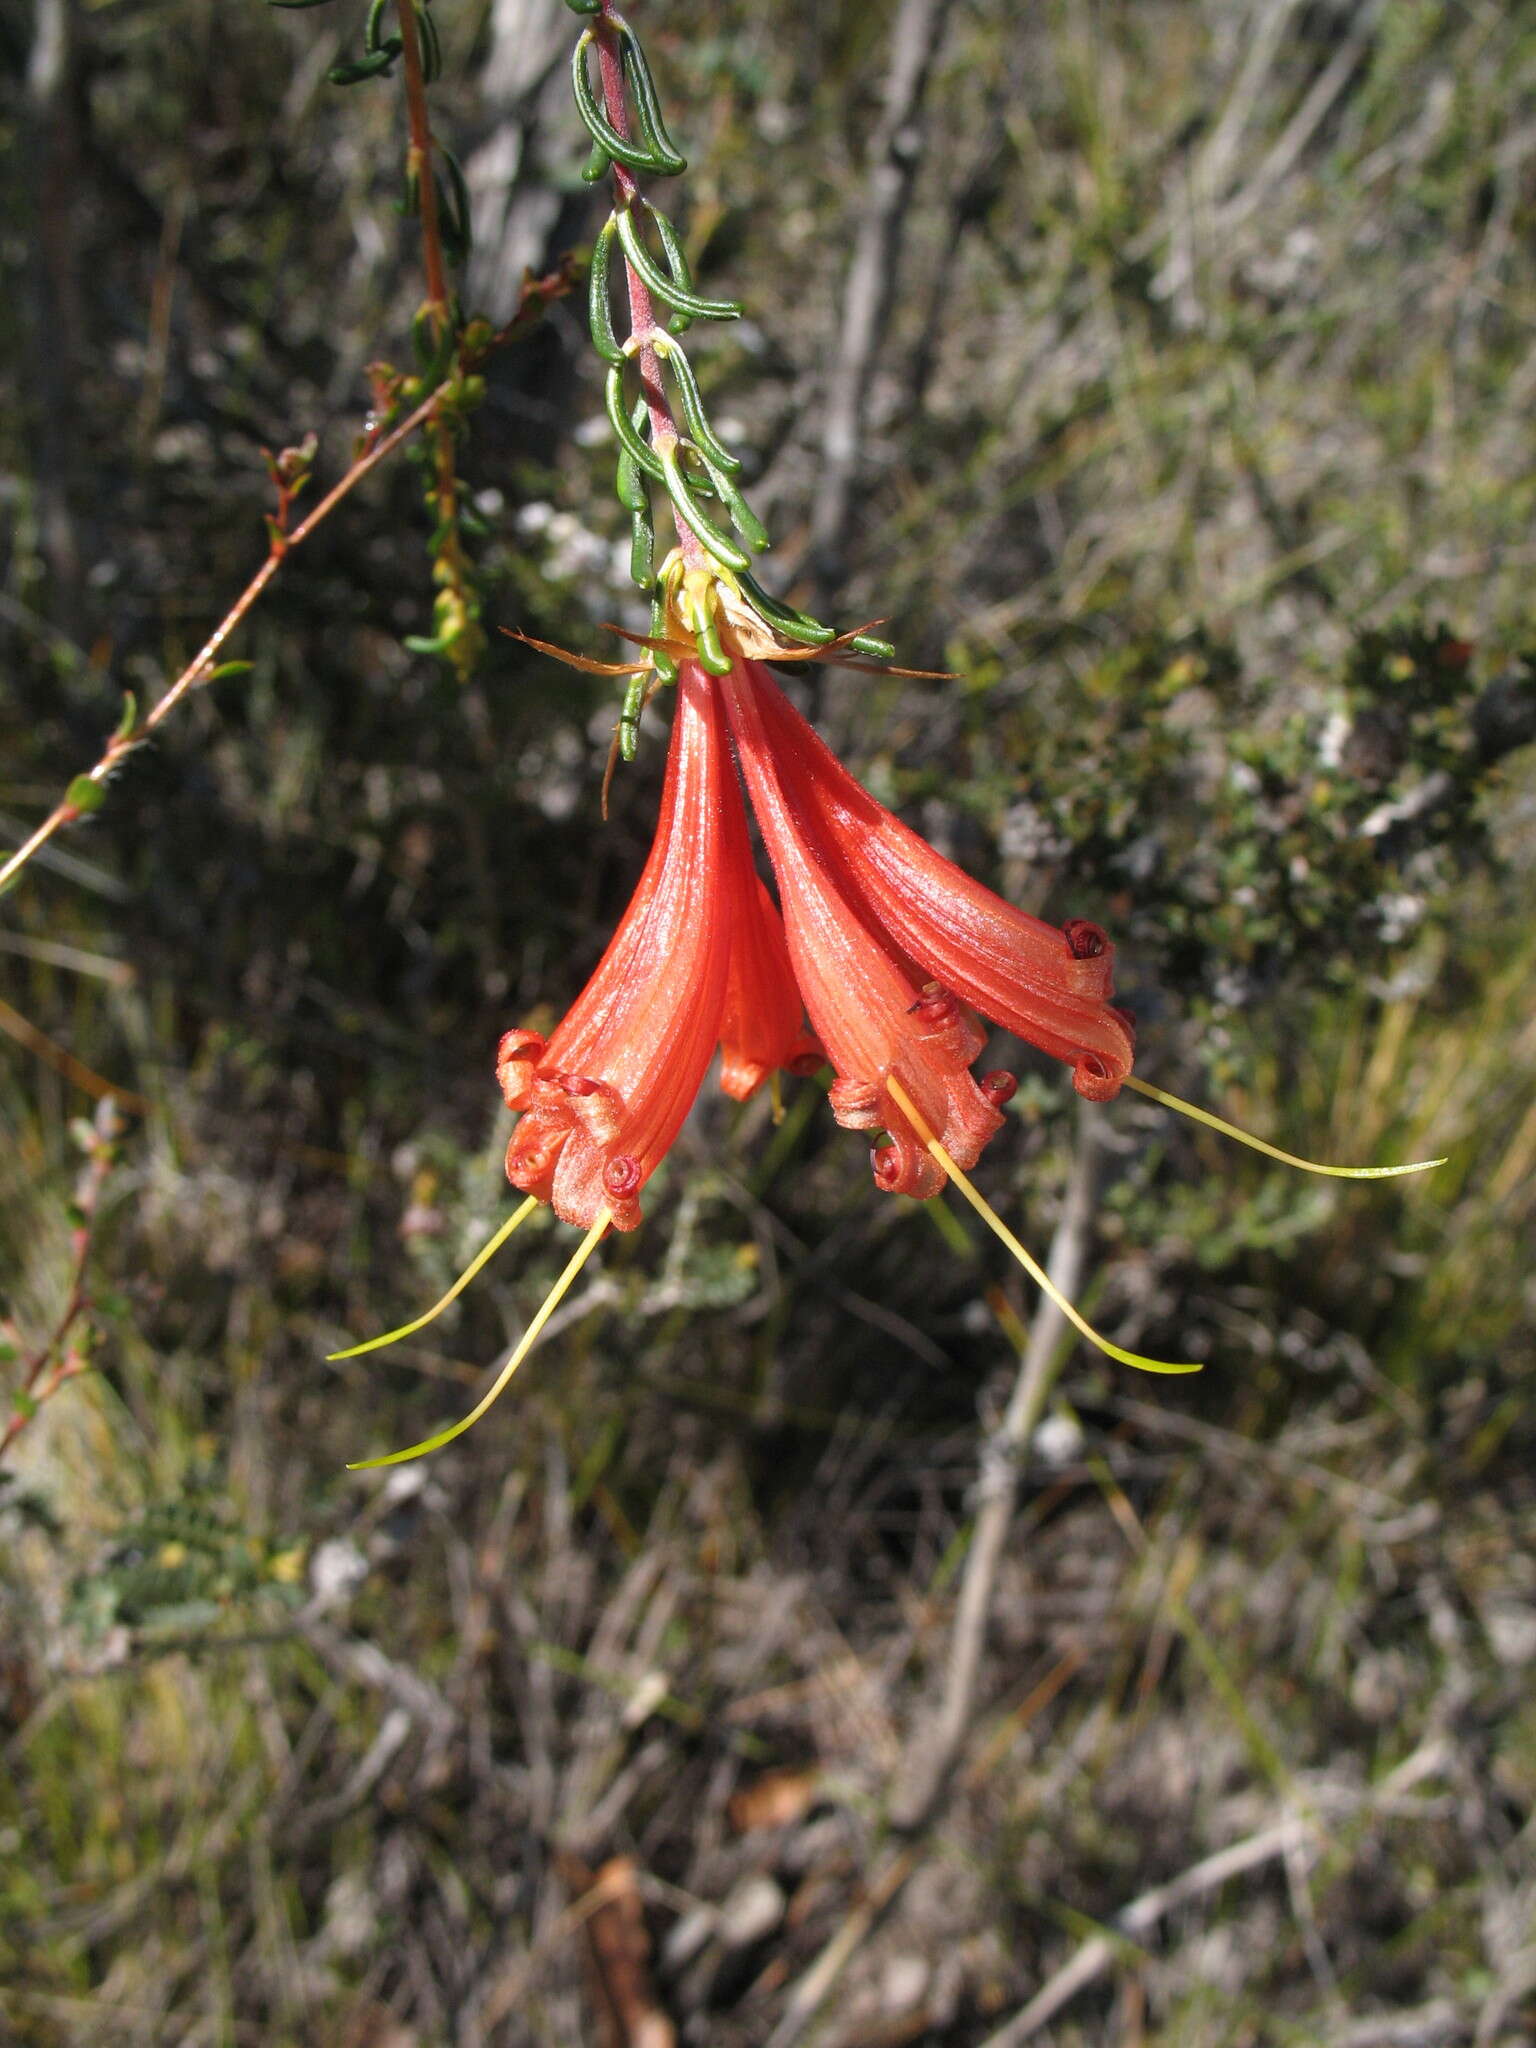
[395, 0, 468, 607]
[0, 386, 439, 896]
[395, 0, 448, 316]
[0, 1111, 117, 1466]
[1, 253, 575, 898]
[592, 6, 704, 568]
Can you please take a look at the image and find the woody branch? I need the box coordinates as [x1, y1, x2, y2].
[0, 262, 574, 902]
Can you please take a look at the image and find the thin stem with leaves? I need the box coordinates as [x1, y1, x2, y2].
[0, 266, 574, 902]
[569, 0, 894, 766]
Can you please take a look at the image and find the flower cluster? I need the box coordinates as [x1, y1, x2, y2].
[498, 586, 1134, 1236]
[331, 1, 1440, 1471]
[334, 559, 1442, 1470]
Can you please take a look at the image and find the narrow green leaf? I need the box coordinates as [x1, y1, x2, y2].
[694, 604, 732, 675]
[648, 207, 696, 297]
[65, 776, 105, 815]
[648, 594, 678, 689]
[604, 366, 665, 479]
[616, 448, 648, 514]
[658, 444, 750, 571]
[436, 145, 473, 261]
[616, 20, 687, 176]
[571, 32, 676, 177]
[587, 220, 625, 366]
[654, 337, 740, 474]
[415, 1, 441, 81]
[629, 498, 655, 589]
[329, 47, 400, 85]
[736, 573, 836, 645]
[699, 457, 769, 552]
[619, 673, 646, 761]
[614, 206, 741, 323]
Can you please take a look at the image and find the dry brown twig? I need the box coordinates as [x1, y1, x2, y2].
[891, 1100, 1105, 1831]
[0, 390, 432, 898]
[979, 1816, 1318, 2047]
[764, 1105, 1104, 2048]
[807, 0, 953, 597]
[976, 1736, 1455, 2046]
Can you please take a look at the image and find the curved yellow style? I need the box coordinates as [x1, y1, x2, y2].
[884, 1076, 1200, 1376]
[327, 1195, 540, 1361]
[1125, 1076, 1445, 1179]
[346, 1211, 611, 1470]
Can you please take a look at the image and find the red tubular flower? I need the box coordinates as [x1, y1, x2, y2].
[721, 659, 1007, 1198]
[345, 607, 1440, 1456]
[498, 644, 1135, 1219]
[716, 736, 823, 1101]
[496, 664, 739, 1231]
[736, 660, 1135, 1102]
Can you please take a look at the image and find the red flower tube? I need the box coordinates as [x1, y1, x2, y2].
[715, 727, 823, 1102]
[496, 663, 738, 1231]
[721, 658, 1008, 1198]
[737, 660, 1135, 1102]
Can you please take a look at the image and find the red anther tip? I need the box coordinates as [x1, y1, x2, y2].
[789, 1050, 827, 1077]
[910, 981, 960, 1026]
[870, 1143, 901, 1188]
[601, 1154, 643, 1200]
[560, 1073, 600, 1097]
[980, 1069, 1018, 1106]
[1062, 918, 1108, 960]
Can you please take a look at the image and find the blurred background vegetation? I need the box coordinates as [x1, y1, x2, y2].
[2, 0, 1535, 2042]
